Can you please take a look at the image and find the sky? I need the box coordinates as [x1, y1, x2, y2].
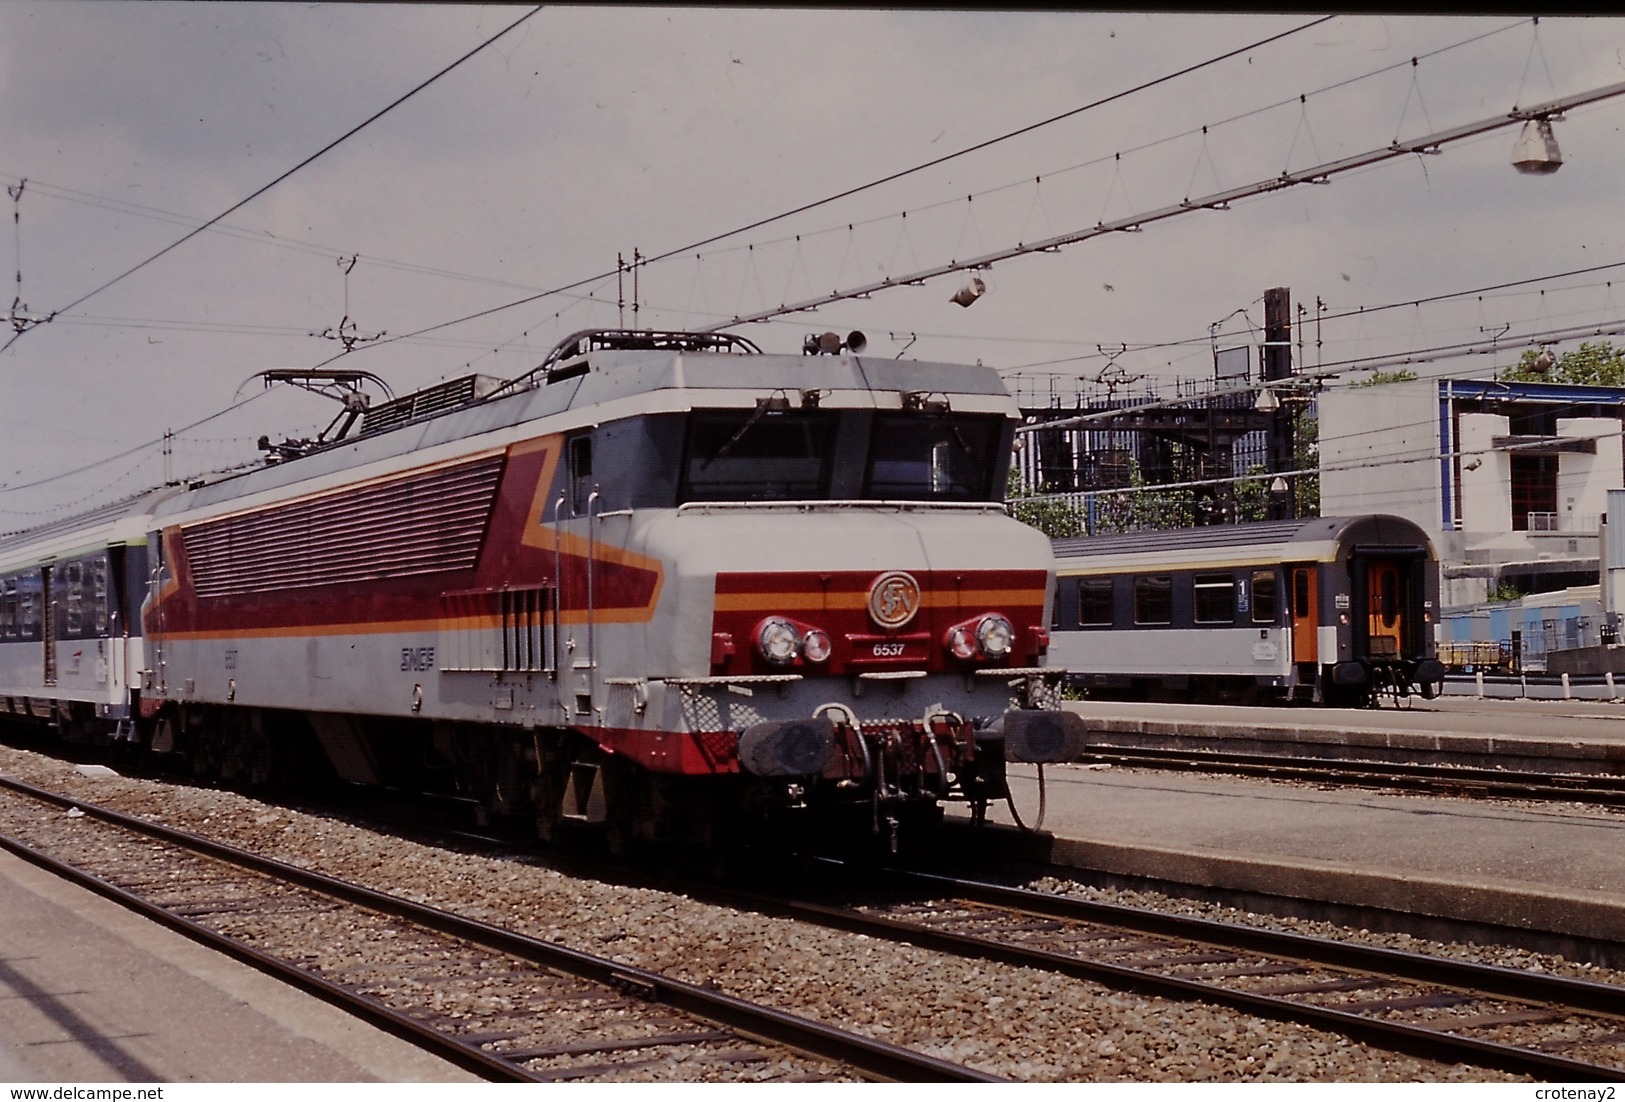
[4, 5, 1625, 528]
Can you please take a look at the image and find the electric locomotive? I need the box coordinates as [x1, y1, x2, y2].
[1049, 514, 1448, 706]
[0, 329, 1090, 852]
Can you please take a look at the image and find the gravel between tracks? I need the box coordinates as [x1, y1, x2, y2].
[0, 744, 1559, 1082]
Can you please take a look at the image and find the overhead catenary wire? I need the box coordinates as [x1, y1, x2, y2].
[652, 19, 1527, 276]
[307, 15, 1337, 371]
[0, 5, 544, 360]
[1016, 315, 1625, 437]
[0, 172, 579, 298]
[708, 79, 1625, 330]
[998, 259, 1625, 375]
[0, 387, 279, 497]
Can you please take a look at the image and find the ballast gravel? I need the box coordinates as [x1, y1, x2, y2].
[0, 743, 1574, 1082]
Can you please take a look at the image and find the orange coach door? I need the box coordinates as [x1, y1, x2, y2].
[1366, 559, 1404, 660]
[1290, 564, 1318, 665]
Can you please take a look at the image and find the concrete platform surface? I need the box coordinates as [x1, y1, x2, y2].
[0, 848, 480, 1083]
[1066, 696, 1625, 773]
[1070, 695, 1625, 740]
[970, 754, 1625, 942]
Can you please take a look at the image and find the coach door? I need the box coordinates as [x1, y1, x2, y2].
[1289, 564, 1318, 665]
[1366, 559, 1404, 660]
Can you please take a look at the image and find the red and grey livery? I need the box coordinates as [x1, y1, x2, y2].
[0, 329, 1090, 852]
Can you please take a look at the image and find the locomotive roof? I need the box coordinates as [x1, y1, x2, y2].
[160, 335, 1017, 522]
[1051, 514, 1436, 569]
[0, 330, 1024, 550]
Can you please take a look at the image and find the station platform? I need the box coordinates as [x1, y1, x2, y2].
[959, 697, 1625, 945]
[1066, 695, 1625, 774]
[0, 847, 478, 1083]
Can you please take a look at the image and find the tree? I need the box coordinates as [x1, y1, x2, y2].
[1351, 368, 1418, 388]
[1498, 340, 1625, 386]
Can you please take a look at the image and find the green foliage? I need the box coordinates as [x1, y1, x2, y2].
[1486, 580, 1523, 603]
[1233, 405, 1320, 521]
[1006, 400, 1321, 535]
[1292, 405, 1320, 517]
[1232, 464, 1271, 522]
[1009, 495, 1088, 538]
[1498, 341, 1625, 386]
[1006, 468, 1088, 538]
[1351, 368, 1418, 388]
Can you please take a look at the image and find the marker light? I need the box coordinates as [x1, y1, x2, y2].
[802, 629, 833, 664]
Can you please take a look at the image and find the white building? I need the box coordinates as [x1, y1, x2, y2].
[1320, 377, 1624, 620]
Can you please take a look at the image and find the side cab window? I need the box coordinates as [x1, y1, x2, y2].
[567, 435, 594, 516]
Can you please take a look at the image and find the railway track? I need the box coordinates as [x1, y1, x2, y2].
[0, 775, 999, 1084]
[1074, 745, 1625, 807]
[703, 860, 1625, 1082]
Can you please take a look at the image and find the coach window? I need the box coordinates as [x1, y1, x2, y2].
[64, 561, 83, 636]
[1133, 575, 1172, 626]
[93, 557, 109, 634]
[1251, 569, 1278, 625]
[1193, 572, 1236, 625]
[1078, 577, 1114, 627]
[19, 579, 35, 638]
[1378, 570, 1400, 628]
[0, 578, 13, 637]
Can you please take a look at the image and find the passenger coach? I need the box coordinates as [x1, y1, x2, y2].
[1050, 514, 1447, 706]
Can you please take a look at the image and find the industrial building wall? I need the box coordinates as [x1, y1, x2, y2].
[1318, 380, 1441, 532]
[1555, 418, 1622, 532]
[1457, 412, 1513, 535]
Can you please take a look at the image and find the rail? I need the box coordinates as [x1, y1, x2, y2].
[0, 775, 998, 1084]
[728, 861, 1625, 1082]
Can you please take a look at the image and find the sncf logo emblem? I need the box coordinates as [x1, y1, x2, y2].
[867, 571, 922, 629]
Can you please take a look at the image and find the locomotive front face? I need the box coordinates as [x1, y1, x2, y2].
[608, 393, 1085, 825]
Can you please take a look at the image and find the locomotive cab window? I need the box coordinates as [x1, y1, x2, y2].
[1193, 573, 1236, 625]
[567, 435, 594, 515]
[1133, 575, 1172, 626]
[1078, 577, 1114, 627]
[1251, 569, 1278, 625]
[864, 413, 1002, 501]
[679, 409, 836, 502]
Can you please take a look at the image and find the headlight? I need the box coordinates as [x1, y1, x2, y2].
[945, 624, 978, 660]
[757, 617, 800, 664]
[802, 629, 833, 663]
[976, 614, 1014, 659]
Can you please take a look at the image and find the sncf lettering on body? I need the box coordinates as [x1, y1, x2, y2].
[401, 646, 436, 671]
